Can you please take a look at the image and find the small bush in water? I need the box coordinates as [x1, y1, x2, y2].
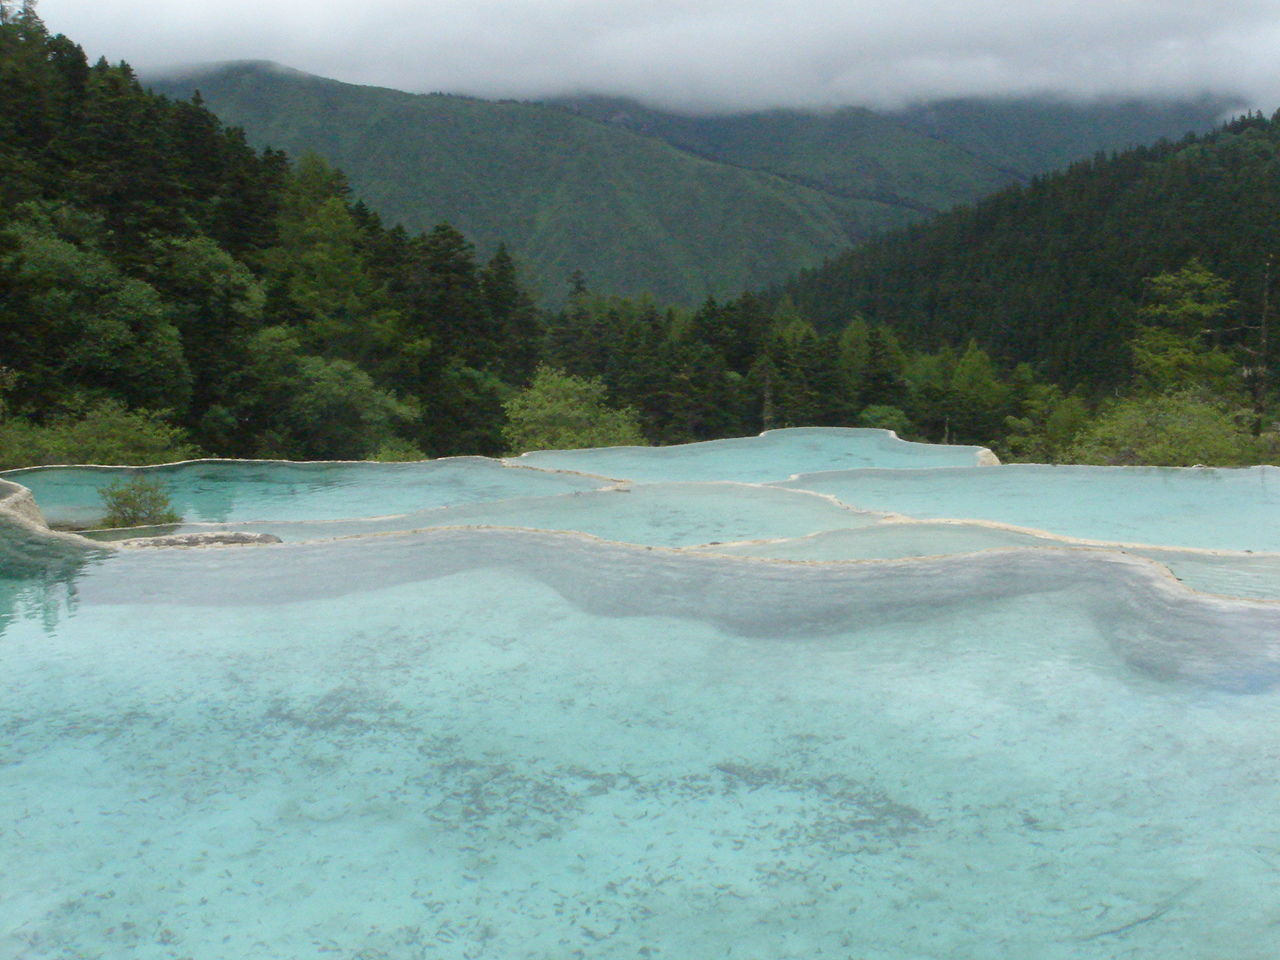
[99, 475, 182, 527]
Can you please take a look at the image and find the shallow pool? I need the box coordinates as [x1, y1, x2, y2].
[3, 429, 1278, 960]
[1, 458, 606, 529]
[511, 426, 995, 482]
[778, 463, 1280, 552]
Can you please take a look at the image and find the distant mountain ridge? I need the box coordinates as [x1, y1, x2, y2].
[151, 63, 902, 305]
[551, 92, 1241, 201]
[886, 95, 1244, 177]
[148, 62, 1236, 305]
[545, 95, 1018, 214]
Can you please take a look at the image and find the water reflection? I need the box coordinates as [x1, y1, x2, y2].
[0, 532, 102, 638]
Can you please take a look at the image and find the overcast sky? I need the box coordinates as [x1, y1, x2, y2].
[35, 0, 1280, 113]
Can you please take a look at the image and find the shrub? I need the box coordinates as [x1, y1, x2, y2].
[0, 399, 199, 470]
[235, 328, 413, 460]
[502, 366, 644, 454]
[856, 404, 913, 436]
[98, 475, 182, 528]
[1067, 393, 1260, 466]
[370, 438, 428, 461]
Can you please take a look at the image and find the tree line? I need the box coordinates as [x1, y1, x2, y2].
[1, 2, 1275, 470]
[779, 109, 1280, 392]
[0, 3, 538, 465]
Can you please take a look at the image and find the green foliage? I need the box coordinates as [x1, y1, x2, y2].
[1125, 262, 1248, 401]
[151, 66, 1227, 307]
[369, 438, 428, 462]
[234, 327, 412, 460]
[1140, 259, 1237, 338]
[503, 366, 645, 454]
[417, 361, 508, 457]
[145, 65, 884, 306]
[0, 365, 16, 420]
[1066, 393, 1261, 466]
[1000, 385, 1090, 463]
[481, 244, 541, 381]
[858, 326, 909, 409]
[98, 474, 181, 528]
[903, 339, 1009, 444]
[1130, 326, 1240, 397]
[0, 20, 543, 464]
[0, 399, 199, 470]
[555, 95, 1017, 214]
[886, 95, 1236, 181]
[2, 210, 192, 412]
[857, 405, 912, 435]
[147, 235, 265, 423]
[2, 14, 1268, 471]
[782, 113, 1280, 390]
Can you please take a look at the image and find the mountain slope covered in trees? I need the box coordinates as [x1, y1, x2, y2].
[149, 63, 1230, 306]
[885, 95, 1240, 180]
[3, 5, 1273, 478]
[147, 63, 913, 305]
[547, 96, 1017, 213]
[782, 112, 1280, 386]
[0, 5, 549, 465]
[551, 94, 1233, 212]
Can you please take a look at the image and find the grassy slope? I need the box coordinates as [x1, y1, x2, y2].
[150, 64, 911, 304]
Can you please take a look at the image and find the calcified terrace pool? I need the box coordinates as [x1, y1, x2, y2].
[2, 427, 1279, 960]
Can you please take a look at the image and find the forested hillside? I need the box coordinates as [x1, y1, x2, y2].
[3, 5, 1275, 475]
[886, 95, 1239, 180]
[549, 96, 1017, 213]
[0, 5, 542, 464]
[782, 112, 1280, 386]
[147, 63, 907, 306]
[4, 6, 1010, 469]
[552, 94, 1232, 212]
[149, 64, 1229, 307]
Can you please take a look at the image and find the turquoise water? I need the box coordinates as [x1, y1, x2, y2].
[705, 520, 1066, 561]
[1, 458, 605, 529]
[778, 463, 1280, 552]
[1143, 550, 1280, 603]
[93, 483, 878, 547]
[4, 533, 1280, 960]
[512, 426, 993, 482]
[708, 522, 1280, 602]
[4, 429, 1280, 959]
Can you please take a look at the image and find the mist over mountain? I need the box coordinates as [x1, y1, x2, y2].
[43, 0, 1280, 114]
[148, 61, 1232, 305]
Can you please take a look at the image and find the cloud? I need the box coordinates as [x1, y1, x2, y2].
[37, 0, 1280, 112]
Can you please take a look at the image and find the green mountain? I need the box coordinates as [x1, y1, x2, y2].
[150, 63, 1231, 306]
[6, 9, 1268, 469]
[546, 93, 1234, 213]
[0, 10, 563, 463]
[149, 63, 916, 305]
[547, 96, 1018, 213]
[886, 95, 1241, 177]
[780, 112, 1280, 386]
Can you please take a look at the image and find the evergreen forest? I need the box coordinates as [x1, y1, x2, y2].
[2, 3, 1277, 473]
[146, 62, 1229, 307]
